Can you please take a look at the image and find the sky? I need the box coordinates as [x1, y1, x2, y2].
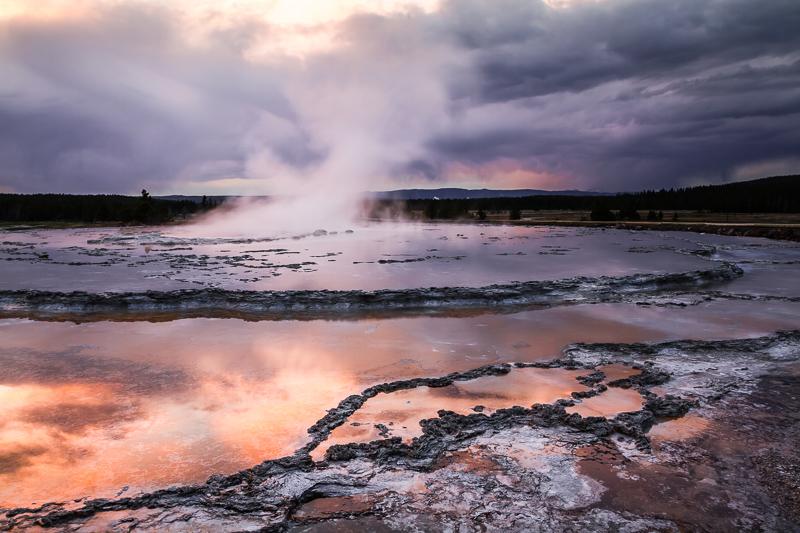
[0, 0, 799, 194]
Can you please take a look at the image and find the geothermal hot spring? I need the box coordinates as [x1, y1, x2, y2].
[1, 215, 799, 531]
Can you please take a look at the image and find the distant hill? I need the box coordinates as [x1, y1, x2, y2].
[158, 195, 231, 204]
[159, 190, 607, 202]
[372, 175, 800, 203]
[371, 188, 608, 200]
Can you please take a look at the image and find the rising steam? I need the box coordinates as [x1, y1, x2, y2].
[189, 18, 454, 238]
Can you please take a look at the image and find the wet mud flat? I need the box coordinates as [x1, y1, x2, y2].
[1, 223, 799, 531]
[2, 332, 799, 531]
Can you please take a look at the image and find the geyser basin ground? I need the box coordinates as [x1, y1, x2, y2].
[0, 223, 799, 531]
[0, 224, 746, 292]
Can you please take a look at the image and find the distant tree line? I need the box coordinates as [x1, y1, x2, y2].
[2, 174, 797, 224]
[369, 175, 800, 219]
[0, 190, 216, 224]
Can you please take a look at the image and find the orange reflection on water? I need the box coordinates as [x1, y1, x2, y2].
[650, 414, 710, 442]
[198, 364, 359, 464]
[316, 365, 650, 460]
[315, 367, 591, 458]
[567, 388, 644, 418]
[3, 294, 797, 508]
[0, 345, 358, 508]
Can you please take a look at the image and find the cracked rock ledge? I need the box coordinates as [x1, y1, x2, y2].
[0, 263, 742, 321]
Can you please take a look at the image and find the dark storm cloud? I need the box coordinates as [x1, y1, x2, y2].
[452, 0, 800, 103]
[0, 0, 798, 193]
[414, 0, 800, 189]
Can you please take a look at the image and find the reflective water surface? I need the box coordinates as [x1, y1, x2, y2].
[2, 296, 800, 507]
